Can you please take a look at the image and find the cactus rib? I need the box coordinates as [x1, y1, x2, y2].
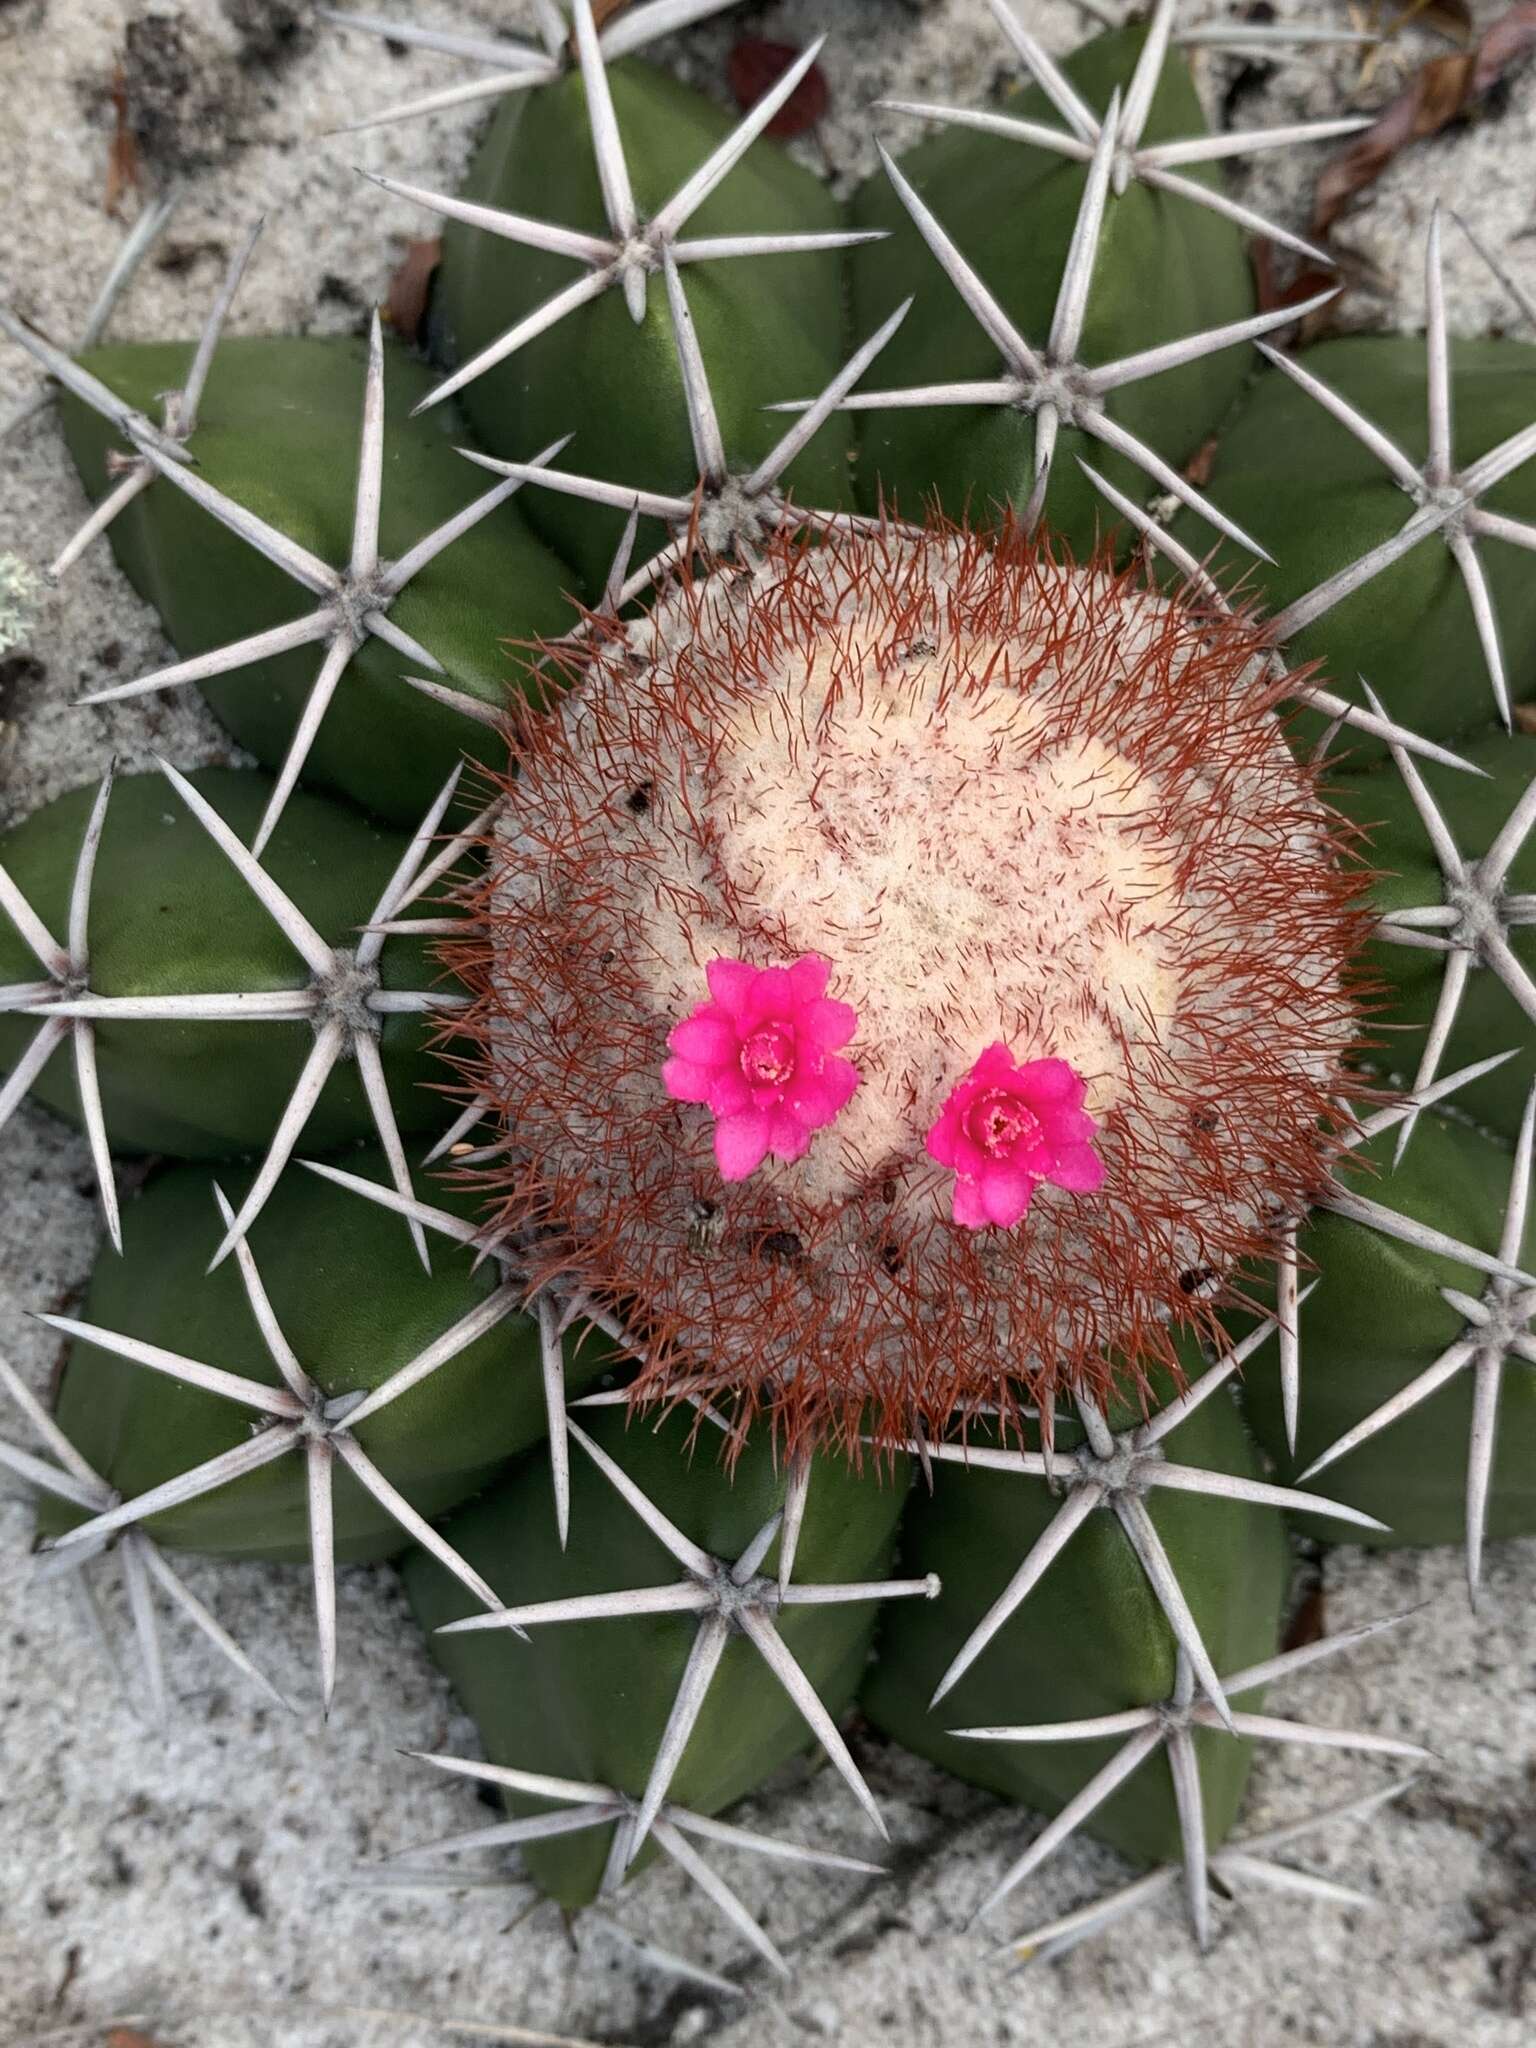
[1300, 1084, 1536, 1604]
[1260, 213, 1536, 727]
[1001, 1780, 1411, 1963]
[390, 8, 877, 414]
[908, 1367, 1383, 1728]
[0, 1350, 289, 1715]
[396, 1748, 883, 1978]
[0, 762, 473, 1260]
[0, 767, 121, 1245]
[775, 118, 1332, 549]
[36, 1180, 515, 1711]
[1364, 707, 1536, 1157]
[77, 317, 558, 854]
[435, 1419, 940, 1861]
[885, 0, 1366, 268]
[38, 220, 263, 582]
[954, 1616, 1428, 1932]
[1257, 1052, 1522, 1450]
[460, 276, 915, 602]
[301, 1156, 627, 1546]
[325, 0, 745, 136]
[1073, 454, 1482, 773]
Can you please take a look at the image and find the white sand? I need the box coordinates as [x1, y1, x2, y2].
[3, 3, 1535, 2043]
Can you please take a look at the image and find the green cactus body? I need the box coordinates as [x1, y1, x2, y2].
[0, 769, 459, 1156]
[1238, 1113, 1536, 1546]
[863, 1361, 1289, 1866]
[1329, 731, 1536, 1138]
[848, 26, 1253, 546]
[7, 0, 1532, 1980]
[59, 336, 577, 822]
[404, 1408, 909, 1906]
[34, 1153, 595, 1559]
[434, 60, 852, 591]
[1175, 334, 1536, 752]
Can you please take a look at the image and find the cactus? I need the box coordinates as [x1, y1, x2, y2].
[3, 0, 1536, 1997]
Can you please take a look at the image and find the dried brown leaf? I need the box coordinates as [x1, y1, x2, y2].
[727, 37, 830, 138]
[386, 237, 441, 345]
[1251, 241, 1346, 342]
[1183, 435, 1220, 488]
[1281, 1580, 1328, 1652]
[104, 63, 141, 218]
[1314, 0, 1536, 233]
[1418, 0, 1475, 43]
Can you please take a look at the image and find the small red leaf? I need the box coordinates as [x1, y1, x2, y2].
[727, 38, 829, 139]
[386, 237, 441, 345]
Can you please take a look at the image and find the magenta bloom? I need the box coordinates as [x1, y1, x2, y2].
[662, 954, 861, 1182]
[927, 1044, 1104, 1230]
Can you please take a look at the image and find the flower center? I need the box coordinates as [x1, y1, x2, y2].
[965, 1089, 1040, 1160]
[741, 1023, 796, 1089]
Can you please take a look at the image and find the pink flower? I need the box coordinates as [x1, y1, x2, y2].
[926, 1044, 1104, 1230]
[662, 954, 860, 1182]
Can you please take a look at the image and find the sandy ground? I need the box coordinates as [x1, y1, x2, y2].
[2, 2, 1535, 2044]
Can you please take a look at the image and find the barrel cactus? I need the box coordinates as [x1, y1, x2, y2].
[3, 0, 1535, 1993]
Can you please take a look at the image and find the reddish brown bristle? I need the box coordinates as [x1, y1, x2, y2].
[439, 515, 1376, 1461]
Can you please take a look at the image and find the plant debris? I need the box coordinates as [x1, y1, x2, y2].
[728, 37, 830, 138]
[1314, 0, 1536, 233]
[386, 237, 442, 345]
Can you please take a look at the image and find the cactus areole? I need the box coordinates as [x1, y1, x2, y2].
[454, 523, 1368, 1453]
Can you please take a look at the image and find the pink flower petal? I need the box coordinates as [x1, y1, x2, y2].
[1042, 1106, 1099, 1146]
[1049, 1143, 1106, 1193]
[926, 1113, 959, 1168]
[951, 1176, 990, 1229]
[768, 1109, 812, 1162]
[1019, 1058, 1081, 1103]
[669, 1014, 738, 1065]
[946, 1129, 990, 1177]
[800, 997, 859, 1050]
[792, 1056, 860, 1127]
[980, 1168, 1034, 1228]
[706, 957, 757, 1018]
[715, 1109, 772, 1181]
[787, 954, 831, 1002]
[749, 966, 794, 1020]
[662, 1056, 714, 1103]
[1012, 1135, 1055, 1176]
[825, 1055, 860, 1111]
[972, 1042, 1015, 1083]
[705, 1069, 752, 1116]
